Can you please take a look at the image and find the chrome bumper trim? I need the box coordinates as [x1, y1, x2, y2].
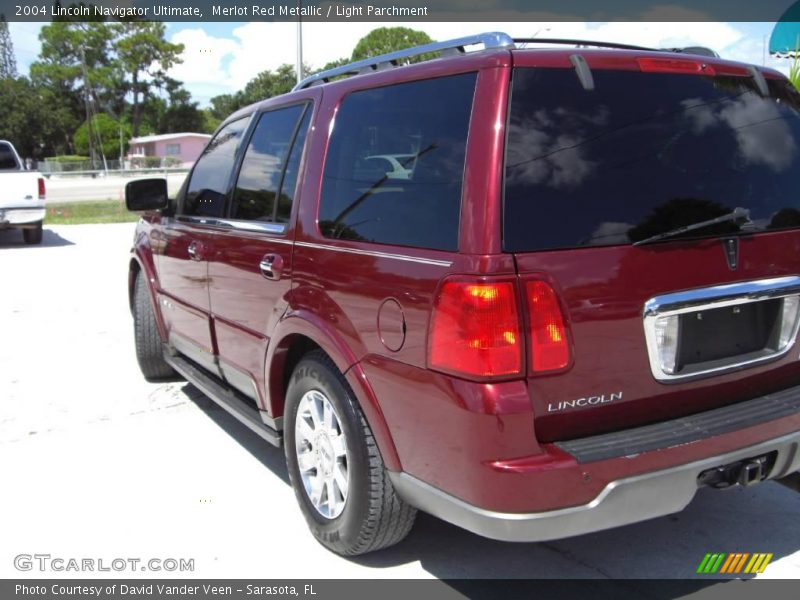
[643, 276, 800, 382]
[0, 207, 45, 225]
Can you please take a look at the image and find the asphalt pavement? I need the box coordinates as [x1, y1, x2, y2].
[0, 223, 798, 582]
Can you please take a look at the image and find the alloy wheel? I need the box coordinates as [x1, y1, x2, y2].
[294, 389, 349, 519]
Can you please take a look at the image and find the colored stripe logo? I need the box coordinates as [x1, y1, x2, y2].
[696, 553, 773, 574]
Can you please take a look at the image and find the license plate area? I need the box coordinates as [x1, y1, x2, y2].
[677, 299, 781, 371]
[644, 277, 800, 383]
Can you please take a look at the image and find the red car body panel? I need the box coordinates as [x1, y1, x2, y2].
[129, 45, 800, 526]
[519, 229, 800, 442]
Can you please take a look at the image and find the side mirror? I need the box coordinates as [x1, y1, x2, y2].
[125, 178, 169, 211]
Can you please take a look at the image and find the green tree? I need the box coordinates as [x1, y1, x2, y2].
[300, 28, 435, 86]
[73, 113, 130, 160]
[113, 22, 184, 136]
[136, 77, 206, 135]
[242, 64, 297, 102]
[351, 27, 433, 62]
[31, 21, 118, 114]
[209, 92, 241, 121]
[158, 83, 206, 133]
[0, 16, 17, 78]
[208, 64, 304, 120]
[201, 108, 221, 134]
[207, 27, 435, 120]
[0, 77, 76, 156]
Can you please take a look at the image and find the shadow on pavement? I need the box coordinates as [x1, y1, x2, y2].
[0, 227, 74, 248]
[184, 383, 290, 485]
[182, 381, 799, 583]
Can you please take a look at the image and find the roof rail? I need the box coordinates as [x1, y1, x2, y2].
[516, 37, 719, 57]
[292, 32, 720, 91]
[292, 31, 514, 91]
[515, 37, 660, 51]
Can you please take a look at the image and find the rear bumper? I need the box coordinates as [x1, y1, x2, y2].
[0, 206, 45, 226]
[389, 428, 800, 542]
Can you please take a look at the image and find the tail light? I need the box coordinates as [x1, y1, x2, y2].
[37, 177, 46, 200]
[526, 281, 570, 372]
[429, 279, 521, 378]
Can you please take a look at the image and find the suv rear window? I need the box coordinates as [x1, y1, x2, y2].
[319, 73, 477, 251]
[504, 68, 800, 252]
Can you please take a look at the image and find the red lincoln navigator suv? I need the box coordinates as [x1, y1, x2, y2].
[126, 32, 800, 556]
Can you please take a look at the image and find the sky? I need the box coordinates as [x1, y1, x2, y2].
[8, 21, 793, 107]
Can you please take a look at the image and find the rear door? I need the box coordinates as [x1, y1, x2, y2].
[208, 102, 313, 402]
[158, 117, 250, 373]
[504, 56, 800, 440]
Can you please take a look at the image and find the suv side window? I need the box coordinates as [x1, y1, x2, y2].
[319, 73, 477, 251]
[276, 108, 312, 223]
[183, 117, 249, 218]
[231, 104, 310, 223]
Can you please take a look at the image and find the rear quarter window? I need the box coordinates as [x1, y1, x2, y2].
[319, 73, 477, 251]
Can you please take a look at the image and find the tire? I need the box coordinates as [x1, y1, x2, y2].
[284, 351, 416, 555]
[22, 222, 43, 245]
[133, 271, 177, 381]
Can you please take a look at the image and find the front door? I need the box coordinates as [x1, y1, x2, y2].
[156, 116, 250, 374]
[208, 103, 313, 402]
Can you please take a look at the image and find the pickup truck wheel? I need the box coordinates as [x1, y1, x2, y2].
[133, 271, 177, 381]
[22, 222, 43, 245]
[284, 351, 416, 556]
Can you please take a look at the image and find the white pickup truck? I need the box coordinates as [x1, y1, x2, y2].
[0, 140, 45, 244]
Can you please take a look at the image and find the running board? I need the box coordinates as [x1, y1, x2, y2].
[165, 354, 282, 447]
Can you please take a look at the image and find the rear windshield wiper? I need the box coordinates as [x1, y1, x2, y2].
[632, 207, 753, 247]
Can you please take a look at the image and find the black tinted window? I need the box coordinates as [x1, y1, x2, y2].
[184, 117, 248, 217]
[319, 73, 476, 251]
[0, 143, 19, 170]
[504, 69, 800, 251]
[231, 104, 306, 222]
[276, 107, 312, 223]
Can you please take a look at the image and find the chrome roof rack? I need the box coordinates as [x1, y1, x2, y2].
[292, 32, 720, 92]
[292, 31, 514, 91]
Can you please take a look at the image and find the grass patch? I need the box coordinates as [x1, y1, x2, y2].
[46, 200, 140, 225]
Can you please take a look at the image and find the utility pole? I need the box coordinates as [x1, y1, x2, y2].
[79, 47, 96, 168]
[296, 0, 303, 84]
[80, 46, 108, 174]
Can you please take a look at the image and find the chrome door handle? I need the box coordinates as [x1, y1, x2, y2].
[187, 241, 201, 260]
[259, 254, 283, 280]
